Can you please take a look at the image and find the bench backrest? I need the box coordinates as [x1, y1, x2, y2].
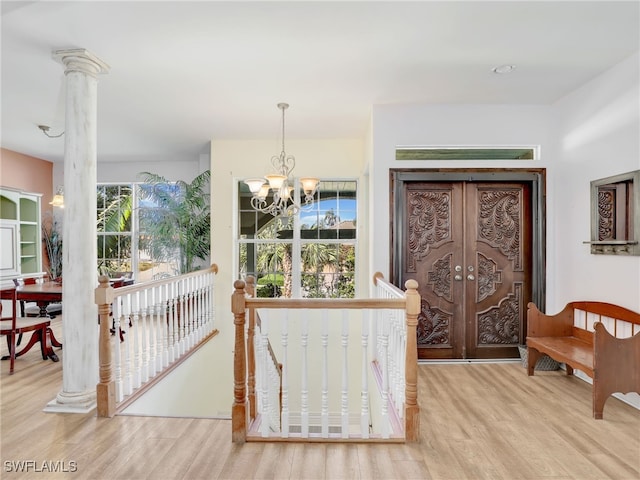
[569, 301, 640, 339]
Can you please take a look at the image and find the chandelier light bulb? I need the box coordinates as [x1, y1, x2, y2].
[245, 178, 266, 194]
[266, 174, 286, 190]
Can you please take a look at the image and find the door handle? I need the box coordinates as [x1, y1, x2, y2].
[467, 274, 475, 281]
[454, 274, 463, 281]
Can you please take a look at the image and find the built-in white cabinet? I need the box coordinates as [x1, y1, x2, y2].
[0, 187, 43, 283]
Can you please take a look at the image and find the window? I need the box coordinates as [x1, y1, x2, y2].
[97, 184, 134, 274]
[238, 179, 357, 298]
[98, 176, 211, 280]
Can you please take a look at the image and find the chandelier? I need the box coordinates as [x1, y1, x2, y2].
[244, 103, 319, 217]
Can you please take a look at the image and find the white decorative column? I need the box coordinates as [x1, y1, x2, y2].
[45, 49, 110, 413]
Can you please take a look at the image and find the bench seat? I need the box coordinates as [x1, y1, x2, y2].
[527, 336, 593, 375]
[526, 301, 640, 419]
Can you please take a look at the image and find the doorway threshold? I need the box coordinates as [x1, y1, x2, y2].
[418, 358, 521, 365]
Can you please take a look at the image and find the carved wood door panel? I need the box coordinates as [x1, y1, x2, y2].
[402, 181, 532, 360]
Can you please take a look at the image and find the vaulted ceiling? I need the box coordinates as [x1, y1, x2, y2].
[2, 1, 638, 164]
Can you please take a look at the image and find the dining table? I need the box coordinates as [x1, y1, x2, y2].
[16, 281, 62, 317]
[15, 282, 63, 350]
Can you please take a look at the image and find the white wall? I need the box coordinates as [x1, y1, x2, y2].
[209, 138, 365, 416]
[553, 52, 640, 411]
[53, 158, 203, 191]
[552, 52, 640, 313]
[97, 159, 202, 183]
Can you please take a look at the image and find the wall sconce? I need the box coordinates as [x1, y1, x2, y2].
[49, 186, 64, 208]
[38, 124, 64, 138]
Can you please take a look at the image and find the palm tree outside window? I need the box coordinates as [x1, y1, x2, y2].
[96, 170, 211, 281]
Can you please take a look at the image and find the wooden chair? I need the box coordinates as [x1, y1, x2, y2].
[109, 279, 126, 341]
[12, 277, 38, 317]
[0, 288, 55, 375]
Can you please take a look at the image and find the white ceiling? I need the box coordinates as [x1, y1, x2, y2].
[2, 1, 639, 164]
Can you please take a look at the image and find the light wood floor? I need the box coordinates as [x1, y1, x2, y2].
[1, 318, 639, 479]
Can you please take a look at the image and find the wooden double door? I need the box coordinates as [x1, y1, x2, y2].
[393, 176, 537, 360]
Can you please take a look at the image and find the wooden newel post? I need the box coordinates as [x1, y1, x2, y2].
[232, 279, 248, 443]
[245, 276, 256, 420]
[404, 279, 420, 442]
[96, 275, 116, 417]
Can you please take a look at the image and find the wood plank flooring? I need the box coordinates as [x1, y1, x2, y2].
[1, 318, 639, 479]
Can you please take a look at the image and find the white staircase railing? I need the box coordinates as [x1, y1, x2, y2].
[96, 264, 218, 417]
[232, 273, 420, 443]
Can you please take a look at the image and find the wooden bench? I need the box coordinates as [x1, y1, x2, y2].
[526, 301, 640, 419]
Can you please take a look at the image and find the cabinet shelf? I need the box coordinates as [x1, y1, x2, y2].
[1, 188, 42, 277]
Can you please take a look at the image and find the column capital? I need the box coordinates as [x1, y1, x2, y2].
[53, 48, 110, 77]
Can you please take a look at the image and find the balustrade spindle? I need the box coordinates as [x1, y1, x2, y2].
[114, 295, 123, 402]
[380, 309, 390, 439]
[153, 286, 163, 373]
[188, 279, 196, 347]
[178, 281, 183, 348]
[280, 308, 289, 438]
[195, 278, 202, 342]
[260, 311, 270, 438]
[361, 309, 370, 439]
[168, 285, 177, 363]
[321, 309, 329, 438]
[341, 310, 349, 438]
[161, 283, 169, 367]
[246, 276, 256, 421]
[140, 290, 149, 384]
[123, 294, 133, 397]
[301, 310, 309, 438]
[132, 292, 142, 389]
[146, 289, 156, 378]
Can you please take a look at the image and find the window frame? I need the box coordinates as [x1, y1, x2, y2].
[237, 177, 358, 298]
[96, 183, 137, 275]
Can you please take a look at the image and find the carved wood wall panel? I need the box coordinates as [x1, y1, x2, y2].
[427, 253, 452, 301]
[597, 189, 615, 241]
[406, 191, 451, 272]
[477, 190, 522, 270]
[417, 300, 451, 346]
[477, 283, 522, 345]
[477, 252, 501, 302]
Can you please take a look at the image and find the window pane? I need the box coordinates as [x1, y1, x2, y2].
[97, 184, 134, 277]
[255, 242, 291, 298]
[301, 181, 357, 240]
[300, 243, 355, 298]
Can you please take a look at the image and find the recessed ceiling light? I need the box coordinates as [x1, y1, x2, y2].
[492, 64, 516, 74]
